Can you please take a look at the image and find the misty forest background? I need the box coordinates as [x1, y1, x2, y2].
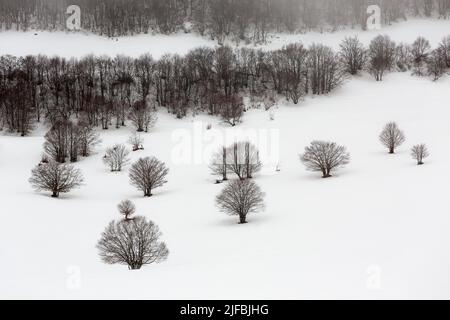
[1, 0, 450, 42]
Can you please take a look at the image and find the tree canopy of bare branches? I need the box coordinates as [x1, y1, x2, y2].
[411, 144, 430, 165]
[367, 35, 396, 81]
[103, 144, 130, 172]
[97, 217, 169, 270]
[128, 99, 157, 132]
[216, 179, 265, 224]
[29, 161, 84, 197]
[379, 122, 406, 154]
[339, 36, 366, 75]
[117, 199, 136, 220]
[129, 157, 169, 197]
[128, 133, 144, 151]
[300, 141, 350, 178]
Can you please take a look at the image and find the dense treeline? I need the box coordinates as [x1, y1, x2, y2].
[0, 43, 347, 136]
[1, 0, 450, 42]
[1, 34, 449, 138]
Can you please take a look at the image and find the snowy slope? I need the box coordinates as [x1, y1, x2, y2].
[0, 18, 449, 58]
[0, 71, 449, 299]
[1, 20, 450, 299]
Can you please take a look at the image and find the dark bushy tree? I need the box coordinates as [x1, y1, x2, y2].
[29, 161, 84, 197]
[379, 122, 406, 154]
[411, 144, 429, 165]
[216, 179, 265, 224]
[97, 217, 169, 270]
[300, 141, 350, 178]
[129, 157, 169, 197]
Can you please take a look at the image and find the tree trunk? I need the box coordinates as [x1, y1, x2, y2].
[239, 214, 247, 224]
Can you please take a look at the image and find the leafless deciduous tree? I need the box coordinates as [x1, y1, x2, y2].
[128, 133, 144, 151]
[129, 157, 169, 197]
[216, 179, 265, 224]
[411, 144, 429, 165]
[128, 100, 157, 132]
[367, 35, 396, 81]
[339, 36, 366, 75]
[103, 144, 130, 172]
[300, 141, 350, 178]
[217, 94, 244, 126]
[117, 199, 136, 220]
[97, 217, 169, 270]
[29, 161, 84, 197]
[427, 48, 447, 81]
[210, 146, 228, 182]
[379, 122, 406, 154]
[225, 141, 262, 180]
[411, 36, 431, 76]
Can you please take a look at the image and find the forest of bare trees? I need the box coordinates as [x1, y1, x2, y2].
[2, 33, 448, 139]
[1, 1, 450, 43]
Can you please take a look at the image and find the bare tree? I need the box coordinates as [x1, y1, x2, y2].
[128, 132, 144, 151]
[411, 37, 431, 76]
[411, 144, 429, 165]
[210, 146, 228, 182]
[427, 48, 447, 81]
[367, 35, 396, 81]
[129, 157, 169, 197]
[300, 141, 350, 178]
[78, 122, 100, 157]
[103, 144, 130, 172]
[379, 122, 405, 154]
[29, 161, 84, 197]
[225, 141, 262, 180]
[216, 179, 265, 224]
[97, 217, 169, 270]
[217, 94, 244, 126]
[117, 199, 136, 220]
[339, 36, 366, 75]
[128, 100, 157, 132]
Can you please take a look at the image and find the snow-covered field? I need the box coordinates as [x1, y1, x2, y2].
[0, 18, 449, 58]
[1, 20, 450, 299]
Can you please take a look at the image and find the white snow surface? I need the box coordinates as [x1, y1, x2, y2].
[0, 20, 450, 299]
[0, 18, 449, 58]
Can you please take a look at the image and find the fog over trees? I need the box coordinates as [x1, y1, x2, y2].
[1, 0, 450, 42]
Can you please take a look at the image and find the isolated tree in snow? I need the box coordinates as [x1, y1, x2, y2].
[117, 199, 136, 220]
[29, 161, 84, 197]
[216, 179, 265, 224]
[367, 35, 396, 81]
[97, 217, 169, 270]
[339, 36, 366, 75]
[103, 144, 130, 172]
[129, 157, 169, 197]
[128, 132, 144, 151]
[411, 144, 429, 165]
[379, 122, 405, 154]
[300, 141, 350, 178]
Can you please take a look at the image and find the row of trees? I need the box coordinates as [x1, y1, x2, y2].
[1, 34, 449, 137]
[29, 155, 169, 198]
[2, 0, 450, 42]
